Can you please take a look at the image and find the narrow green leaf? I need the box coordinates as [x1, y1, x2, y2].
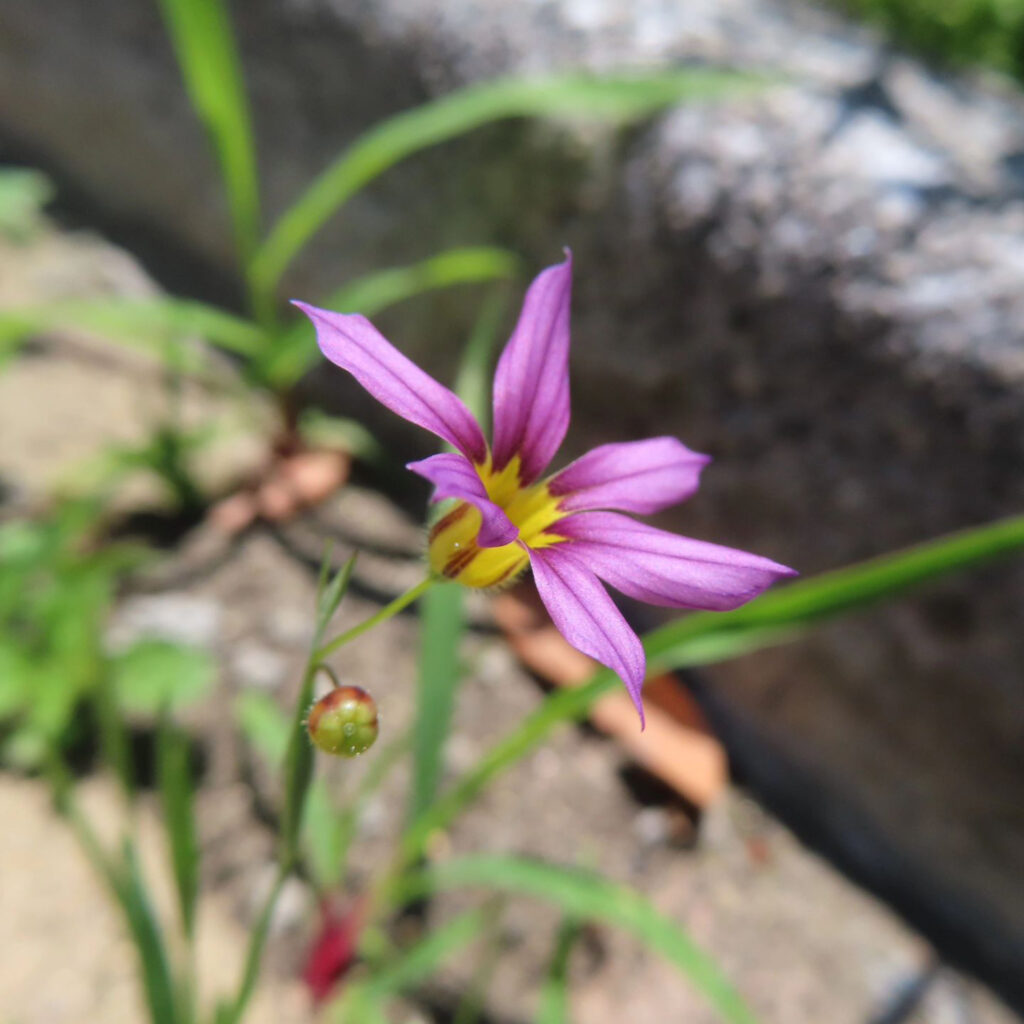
[0, 297, 265, 360]
[115, 839, 181, 1024]
[316, 553, 359, 645]
[94, 671, 136, 801]
[403, 514, 1024, 863]
[157, 714, 200, 941]
[409, 582, 465, 820]
[251, 71, 750, 293]
[333, 908, 491, 1023]
[283, 554, 358, 862]
[48, 767, 178, 1024]
[310, 732, 411, 890]
[405, 857, 757, 1024]
[157, 0, 261, 262]
[643, 511, 1024, 672]
[536, 917, 581, 1024]
[261, 246, 518, 388]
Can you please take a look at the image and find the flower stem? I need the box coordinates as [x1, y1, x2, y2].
[224, 862, 289, 1024]
[225, 570, 435, 1023]
[316, 576, 436, 661]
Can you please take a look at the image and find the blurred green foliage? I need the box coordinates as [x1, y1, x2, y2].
[0, 168, 53, 242]
[0, 502, 131, 767]
[0, 501, 214, 768]
[841, 0, 1024, 79]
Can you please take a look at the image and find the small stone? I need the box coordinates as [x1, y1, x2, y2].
[106, 594, 222, 652]
[230, 642, 288, 691]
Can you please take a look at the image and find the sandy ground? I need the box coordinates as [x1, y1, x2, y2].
[0, 218, 1018, 1023]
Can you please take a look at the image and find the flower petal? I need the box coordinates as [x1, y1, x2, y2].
[555, 511, 797, 610]
[294, 302, 487, 463]
[529, 544, 647, 726]
[491, 254, 572, 483]
[549, 437, 711, 514]
[407, 453, 518, 548]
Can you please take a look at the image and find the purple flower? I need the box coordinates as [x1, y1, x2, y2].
[294, 253, 795, 724]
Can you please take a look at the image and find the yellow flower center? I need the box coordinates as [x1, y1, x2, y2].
[427, 455, 566, 588]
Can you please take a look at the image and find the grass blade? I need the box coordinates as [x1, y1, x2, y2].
[402, 514, 1024, 862]
[643, 511, 1024, 671]
[157, 714, 200, 941]
[409, 582, 465, 820]
[283, 554, 358, 862]
[157, 0, 261, 263]
[262, 246, 518, 388]
[0, 298, 264, 360]
[333, 908, 491, 1023]
[251, 70, 750, 293]
[404, 856, 757, 1024]
[117, 838, 181, 1024]
[536, 917, 581, 1024]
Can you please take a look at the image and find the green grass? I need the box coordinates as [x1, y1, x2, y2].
[840, 0, 1024, 81]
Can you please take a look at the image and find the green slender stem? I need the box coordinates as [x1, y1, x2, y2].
[227, 566, 433, 1023]
[45, 748, 113, 881]
[225, 862, 289, 1024]
[316, 576, 436, 660]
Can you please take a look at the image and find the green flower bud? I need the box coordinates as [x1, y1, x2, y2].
[307, 685, 379, 758]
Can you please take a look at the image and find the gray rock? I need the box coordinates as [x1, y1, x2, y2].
[3, 0, 1024, 1010]
[106, 594, 224, 651]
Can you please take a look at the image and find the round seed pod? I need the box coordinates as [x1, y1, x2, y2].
[307, 685, 379, 758]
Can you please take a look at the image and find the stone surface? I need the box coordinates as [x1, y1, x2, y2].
[2, 0, 1024, 1011]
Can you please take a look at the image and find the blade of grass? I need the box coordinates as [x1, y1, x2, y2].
[402, 856, 757, 1024]
[251, 70, 752, 294]
[157, 713, 200, 942]
[157, 0, 261, 266]
[643, 511, 1024, 672]
[261, 246, 518, 388]
[47, 752, 178, 1024]
[536, 917, 582, 1024]
[0, 298, 265, 359]
[401, 513, 1024, 862]
[284, 552, 358, 861]
[332, 908, 492, 1024]
[409, 583, 465, 820]
[117, 838, 182, 1024]
[224, 551, 359, 1024]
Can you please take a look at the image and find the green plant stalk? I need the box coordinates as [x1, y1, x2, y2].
[225, 863, 288, 1024]
[410, 560, 464, 821]
[536, 917, 582, 1024]
[47, 750, 179, 1024]
[316, 576, 436, 660]
[156, 0, 261, 271]
[226, 564, 433, 1022]
[94, 671, 136, 806]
